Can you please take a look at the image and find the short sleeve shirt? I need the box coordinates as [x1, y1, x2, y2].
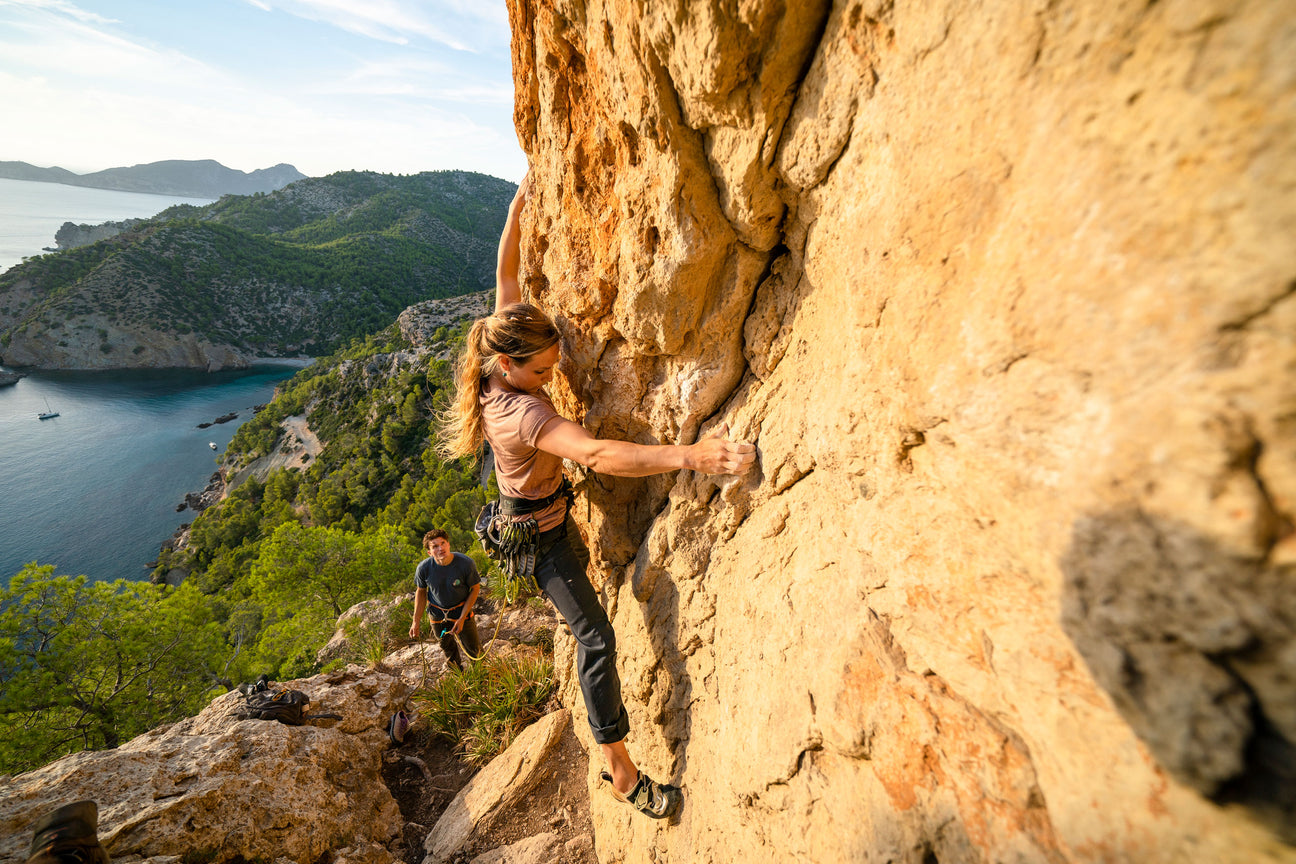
[414, 552, 481, 618]
[480, 376, 567, 530]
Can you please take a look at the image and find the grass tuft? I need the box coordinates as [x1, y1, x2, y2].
[411, 652, 554, 764]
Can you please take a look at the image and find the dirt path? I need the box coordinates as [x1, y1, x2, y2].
[281, 414, 322, 458]
[223, 413, 321, 491]
[378, 602, 599, 864]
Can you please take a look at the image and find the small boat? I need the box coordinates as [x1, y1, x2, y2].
[38, 398, 59, 420]
[209, 442, 218, 450]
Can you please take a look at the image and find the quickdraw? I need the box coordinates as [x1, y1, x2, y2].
[475, 503, 542, 603]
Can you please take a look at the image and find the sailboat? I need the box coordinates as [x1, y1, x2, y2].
[38, 397, 59, 420]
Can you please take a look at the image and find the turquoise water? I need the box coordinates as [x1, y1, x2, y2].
[0, 364, 307, 585]
[0, 177, 213, 274]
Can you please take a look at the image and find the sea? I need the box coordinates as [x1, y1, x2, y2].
[0, 177, 301, 586]
[0, 365, 307, 586]
[0, 177, 213, 273]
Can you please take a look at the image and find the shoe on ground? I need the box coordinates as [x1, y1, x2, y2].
[599, 771, 682, 820]
[27, 800, 110, 864]
[387, 709, 411, 745]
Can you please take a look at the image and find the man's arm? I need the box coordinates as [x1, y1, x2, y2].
[409, 587, 428, 639]
[495, 174, 530, 313]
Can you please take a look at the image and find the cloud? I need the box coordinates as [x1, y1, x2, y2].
[245, 0, 506, 51]
[0, 1, 525, 179]
[0, 1, 227, 87]
[0, 0, 116, 26]
[315, 57, 514, 103]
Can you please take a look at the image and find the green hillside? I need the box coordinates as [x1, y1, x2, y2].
[0, 170, 514, 365]
[0, 312, 499, 773]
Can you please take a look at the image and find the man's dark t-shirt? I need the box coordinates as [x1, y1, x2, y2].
[415, 552, 481, 622]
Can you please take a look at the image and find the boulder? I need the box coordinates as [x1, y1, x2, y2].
[318, 594, 413, 665]
[331, 842, 402, 864]
[468, 832, 562, 864]
[0, 666, 410, 863]
[422, 709, 570, 864]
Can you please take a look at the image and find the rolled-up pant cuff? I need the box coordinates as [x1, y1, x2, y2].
[590, 706, 631, 745]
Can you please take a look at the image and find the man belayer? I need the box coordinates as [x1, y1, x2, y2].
[408, 529, 483, 670]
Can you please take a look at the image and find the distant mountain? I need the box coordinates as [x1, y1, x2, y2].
[0, 159, 306, 198]
[0, 170, 515, 371]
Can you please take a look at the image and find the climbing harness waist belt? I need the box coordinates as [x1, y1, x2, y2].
[497, 479, 573, 516]
[427, 599, 471, 624]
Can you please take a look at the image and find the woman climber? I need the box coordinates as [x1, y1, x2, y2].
[438, 174, 755, 819]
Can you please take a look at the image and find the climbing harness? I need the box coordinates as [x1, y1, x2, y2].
[474, 479, 573, 604]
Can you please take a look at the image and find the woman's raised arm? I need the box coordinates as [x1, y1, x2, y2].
[495, 174, 530, 313]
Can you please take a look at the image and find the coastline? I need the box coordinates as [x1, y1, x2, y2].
[150, 372, 321, 585]
[0, 364, 307, 586]
[0, 353, 315, 374]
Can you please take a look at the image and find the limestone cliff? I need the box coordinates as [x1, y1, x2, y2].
[507, 1, 1295, 862]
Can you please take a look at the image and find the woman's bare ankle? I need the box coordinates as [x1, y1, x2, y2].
[600, 741, 639, 794]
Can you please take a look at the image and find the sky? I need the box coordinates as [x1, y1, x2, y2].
[0, 0, 527, 181]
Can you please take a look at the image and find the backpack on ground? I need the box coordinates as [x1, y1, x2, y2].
[234, 678, 341, 726]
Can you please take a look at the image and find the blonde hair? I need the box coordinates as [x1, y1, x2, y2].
[438, 303, 560, 460]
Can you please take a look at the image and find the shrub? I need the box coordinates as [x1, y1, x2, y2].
[411, 653, 554, 764]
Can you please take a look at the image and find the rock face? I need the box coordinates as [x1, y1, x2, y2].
[507, 1, 1295, 862]
[0, 667, 409, 863]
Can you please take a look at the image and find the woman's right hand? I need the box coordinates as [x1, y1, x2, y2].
[511, 171, 531, 211]
[687, 424, 756, 475]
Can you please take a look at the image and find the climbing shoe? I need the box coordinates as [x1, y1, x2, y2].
[599, 771, 683, 820]
[387, 709, 411, 745]
[26, 800, 110, 864]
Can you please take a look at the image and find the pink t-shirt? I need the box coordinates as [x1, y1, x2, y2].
[480, 375, 567, 530]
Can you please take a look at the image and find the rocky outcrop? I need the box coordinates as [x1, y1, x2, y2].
[0, 368, 21, 386]
[181, 472, 225, 513]
[0, 312, 257, 371]
[54, 219, 142, 250]
[508, 1, 1295, 862]
[398, 290, 494, 350]
[0, 666, 410, 863]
